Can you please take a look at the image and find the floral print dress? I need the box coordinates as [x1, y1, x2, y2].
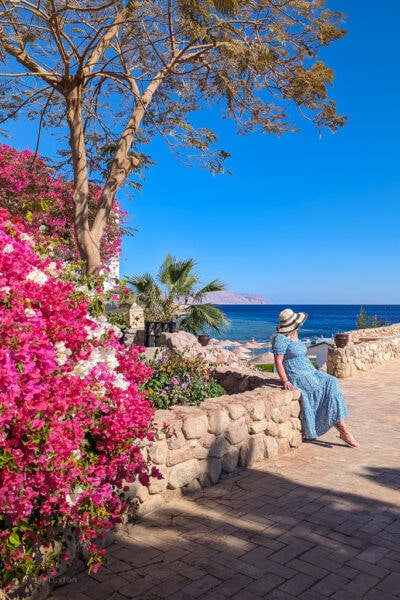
[272, 334, 349, 439]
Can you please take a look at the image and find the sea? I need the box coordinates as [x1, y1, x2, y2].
[208, 305, 400, 345]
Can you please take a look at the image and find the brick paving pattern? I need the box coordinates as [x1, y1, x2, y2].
[49, 359, 400, 599]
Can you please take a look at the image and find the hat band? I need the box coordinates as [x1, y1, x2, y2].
[280, 314, 299, 328]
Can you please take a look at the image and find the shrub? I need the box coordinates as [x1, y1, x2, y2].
[255, 364, 275, 372]
[0, 208, 158, 588]
[143, 352, 226, 409]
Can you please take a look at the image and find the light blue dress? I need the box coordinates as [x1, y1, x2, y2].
[272, 334, 349, 439]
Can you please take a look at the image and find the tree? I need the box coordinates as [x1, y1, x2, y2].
[356, 306, 388, 329]
[127, 253, 230, 334]
[0, 1, 347, 274]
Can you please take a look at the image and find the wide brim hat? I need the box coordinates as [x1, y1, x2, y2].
[276, 308, 308, 333]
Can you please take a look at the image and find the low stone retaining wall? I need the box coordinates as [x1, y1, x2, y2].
[7, 368, 302, 600]
[327, 323, 400, 378]
[127, 367, 302, 517]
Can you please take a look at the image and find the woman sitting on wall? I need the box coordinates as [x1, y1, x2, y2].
[272, 309, 360, 448]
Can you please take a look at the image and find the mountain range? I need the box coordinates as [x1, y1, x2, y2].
[200, 291, 270, 305]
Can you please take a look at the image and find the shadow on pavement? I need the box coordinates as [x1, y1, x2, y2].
[48, 464, 400, 600]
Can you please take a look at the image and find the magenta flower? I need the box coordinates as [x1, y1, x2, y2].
[0, 207, 158, 586]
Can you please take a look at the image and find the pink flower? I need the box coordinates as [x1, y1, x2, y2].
[0, 207, 160, 586]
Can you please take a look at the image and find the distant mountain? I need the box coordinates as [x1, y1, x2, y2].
[199, 291, 271, 305]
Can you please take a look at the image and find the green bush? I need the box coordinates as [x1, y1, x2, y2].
[255, 360, 317, 373]
[142, 352, 226, 409]
[255, 363, 274, 372]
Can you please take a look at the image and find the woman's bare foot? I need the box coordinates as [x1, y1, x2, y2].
[334, 424, 360, 448]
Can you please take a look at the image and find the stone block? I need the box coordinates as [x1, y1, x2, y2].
[147, 440, 168, 465]
[208, 435, 231, 458]
[200, 432, 216, 449]
[289, 417, 302, 431]
[264, 436, 279, 458]
[191, 445, 209, 460]
[199, 457, 222, 485]
[239, 434, 265, 467]
[182, 414, 209, 439]
[265, 420, 279, 437]
[168, 459, 201, 489]
[289, 401, 301, 417]
[225, 417, 248, 445]
[277, 438, 290, 455]
[166, 445, 192, 467]
[206, 407, 230, 435]
[247, 399, 266, 421]
[136, 494, 164, 517]
[228, 403, 246, 420]
[277, 422, 292, 439]
[288, 430, 302, 448]
[271, 407, 283, 423]
[149, 466, 169, 494]
[122, 480, 149, 502]
[182, 479, 202, 494]
[249, 418, 268, 434]
[167, 429, 186, 450]
[221, 448, 240, 472]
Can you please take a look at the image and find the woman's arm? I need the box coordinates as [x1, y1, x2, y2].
[274, 354, 295, 390]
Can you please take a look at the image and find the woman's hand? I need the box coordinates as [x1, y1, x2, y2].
[283, 380, 295, 390]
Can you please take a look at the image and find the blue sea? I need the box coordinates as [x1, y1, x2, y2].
[209, 305, 400, 344]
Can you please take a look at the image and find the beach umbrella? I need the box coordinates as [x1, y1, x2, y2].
[249, 351, 275, 365]
[232, 347, 252, 361]
[221, 339, 241, 347]
[242, 340, 264, 349]
[241, 339, 265, 357]
[209, 338, 224, 345]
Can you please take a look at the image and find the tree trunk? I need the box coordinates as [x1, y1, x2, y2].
[66, 76, 161, 275]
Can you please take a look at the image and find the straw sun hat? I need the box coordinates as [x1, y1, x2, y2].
[276, 308, 308, 333]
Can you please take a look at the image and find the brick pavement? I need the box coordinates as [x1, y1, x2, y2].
[49, 360, 400, 600]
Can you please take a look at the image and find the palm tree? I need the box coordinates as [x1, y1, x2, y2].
[126, 254, 230, 334]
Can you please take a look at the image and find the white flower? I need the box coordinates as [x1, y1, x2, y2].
[25, 307, 36, 317]
[113, 373, 130, 390]
[54, 341, 72, 366]
[2, 244, 14, 254]
[0, 286, 10, 295]
[46, 261, 58, 274]
[26, 268, 48, 285]
[19, 233, 31, 242]
[66, 485, 83, 507]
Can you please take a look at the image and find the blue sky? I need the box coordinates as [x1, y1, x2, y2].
[3, 1, 400, 304]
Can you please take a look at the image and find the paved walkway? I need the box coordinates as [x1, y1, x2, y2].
[49, 360, 400, 600]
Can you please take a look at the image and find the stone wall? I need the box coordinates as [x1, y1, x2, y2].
[327, 323, 400, 378]
[127, 367, 302, 517]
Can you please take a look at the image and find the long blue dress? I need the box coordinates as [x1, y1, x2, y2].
[272, 334, 349, 439]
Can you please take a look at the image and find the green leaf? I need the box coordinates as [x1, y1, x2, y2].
[8, 531, 21, 547]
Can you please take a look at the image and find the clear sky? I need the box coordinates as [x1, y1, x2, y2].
[3, 1, 400, 304]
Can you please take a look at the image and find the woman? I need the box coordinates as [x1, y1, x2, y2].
[272, 308, 360, 448]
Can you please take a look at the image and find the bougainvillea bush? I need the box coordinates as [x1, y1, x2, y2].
[0, 144, 126, 267]
[0, 207, 158, 588]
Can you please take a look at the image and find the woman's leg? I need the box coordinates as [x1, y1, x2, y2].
[334, 420, 360, 448]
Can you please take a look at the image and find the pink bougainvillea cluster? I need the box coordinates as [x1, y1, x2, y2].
[0, 207, 158, 587]
[0, 144, 126, 266]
